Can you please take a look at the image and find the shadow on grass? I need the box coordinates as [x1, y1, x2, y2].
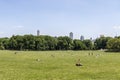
[105, 49, 120, 53]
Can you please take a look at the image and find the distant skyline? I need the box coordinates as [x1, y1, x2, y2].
[0, 0, 120, 39]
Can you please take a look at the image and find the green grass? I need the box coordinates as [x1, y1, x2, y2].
[0, 50, 120, 80]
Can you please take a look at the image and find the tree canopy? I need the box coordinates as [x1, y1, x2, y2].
[0, 35, 120, 52]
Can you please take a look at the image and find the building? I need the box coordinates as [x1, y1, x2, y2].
[90, 37, 92, 41]
[37, 30, 40, 36]
[100, 34, 104, 37]
[69, 32, 73, 39]
[80, 35, 84, 41]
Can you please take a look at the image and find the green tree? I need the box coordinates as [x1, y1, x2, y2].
[35, 36, 46, 50]
[0, 38, 9, 50]
[94, 37, 112, 49]
[44, 36, 57, 50]
[9, 35, 24, 50]
[57, 36, 73, 50]
[23, 35, 35, 50]
[107, 38, 120, 51]
[83, 39, 93, 50]
[8, 36, 17, 50]
[73, 39, 86, 50]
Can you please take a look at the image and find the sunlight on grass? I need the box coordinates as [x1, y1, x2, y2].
[0, 50, 120, 80]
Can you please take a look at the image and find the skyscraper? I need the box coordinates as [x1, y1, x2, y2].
[80, 35, 84, 41]
[37, 30, 40, 36]
[100, 34, 104, 37]
[69, 32, 73, 39]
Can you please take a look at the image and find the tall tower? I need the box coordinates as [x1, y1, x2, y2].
[37, 30, 40, 36]
[80, 35, 84, 41]
[100, 34, 104, 37]
[69, 32, 73, 39]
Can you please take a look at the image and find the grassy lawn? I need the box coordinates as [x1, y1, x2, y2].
[0, 50, 120, 80]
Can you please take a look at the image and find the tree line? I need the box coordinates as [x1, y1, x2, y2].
[0, 35, 120, 51]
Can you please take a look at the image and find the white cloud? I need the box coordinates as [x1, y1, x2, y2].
[15, 26, 24, 28]
[12, 26, 24, 29]
[0, 32, 5, 34]
[113, 26, 120, 29]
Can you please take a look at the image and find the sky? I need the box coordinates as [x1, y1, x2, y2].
[0, 0, 120, 39]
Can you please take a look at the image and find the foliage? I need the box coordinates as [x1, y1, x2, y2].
[57, 36, 73, 50]
[0, 37, 9, 50]
[107, 38, 120, 51]
[0, 35, 74, 50]
[83, 39, 94, 50]
[73, 39, 86, 50]
[0, 35, 120, 51]
[94, 37, 112, 49]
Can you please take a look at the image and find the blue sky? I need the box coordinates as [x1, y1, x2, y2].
[0, 0, 120, 39]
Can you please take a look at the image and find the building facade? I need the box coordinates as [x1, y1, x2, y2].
[37, 30, 40, 36]
[80, 35, 84, 41]
[69, 32, 73, 39]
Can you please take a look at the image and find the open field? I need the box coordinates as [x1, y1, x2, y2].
[0, 50, 120, 80]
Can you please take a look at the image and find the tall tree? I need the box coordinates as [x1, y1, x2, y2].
[0, 38, 9, 50]
[83, 39, 93, 50]
[57, 36, 73, 50]
[107, 38, 120, 51]
[35, 36, 46, 50]
[44, 36, 57, 50]
[73, 39, 86, 50]
[23, 35, 35, 50]
[94, 37, 112, 49]
[8, 36, 17, 50]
